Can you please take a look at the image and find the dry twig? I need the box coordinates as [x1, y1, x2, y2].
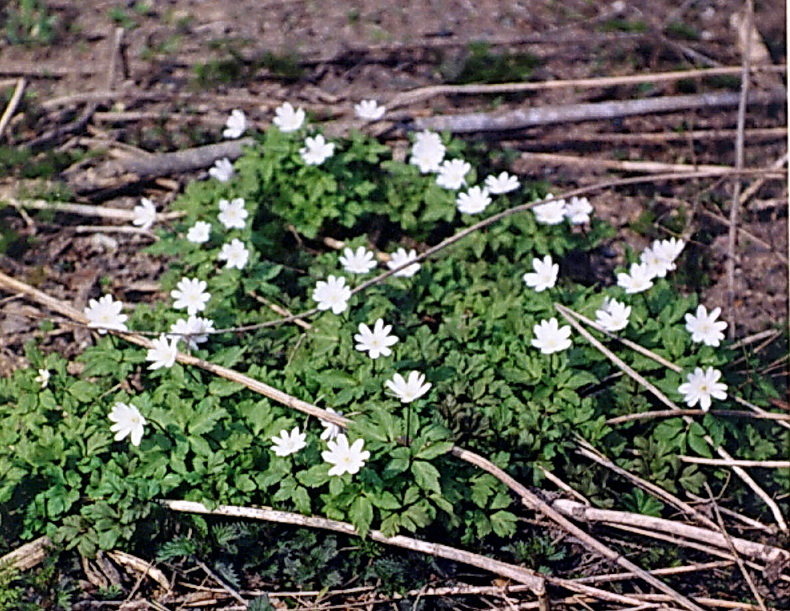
[0, 77, 25, 140]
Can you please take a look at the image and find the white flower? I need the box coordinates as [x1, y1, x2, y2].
[271, 426, 307, 457]
[531, 318, 572, 354]
[273, 102, 306, 132]
[532, 196, 567, 225]
[109, 402, 147, 447]
[456, 186, 492, 215]
[595, 298, 631, 332]
[132, 197, 157, 230]
[84, 294, 128, 334]
[322, 434, 370, 476]
[640, 245, 673, 278]
[678, 367, 727, 412]
[354, 318, 398, 359]
[218, 198, 248, 230]
[484, 171, 520, 194]
[653, 237, 685, 263]
[685, 305, 727, 347]
[387, 247, 421, 278]
[169, 315, 214, 350]
[617, 262, 655, 294]
[300, 134, 335, 166]
[146, 334, 179, 370]
[187, 221, 211, 244]
[522, 255, 559, 292]
[385, 371, 432, 403]
[34, 369, 50, 389]
[223, 109, 247, 139]
[410, 130, 445, 173]
[564, 196, 593, 224]
[218, 238, 250, 270]
[339, 246, 376, 274]
[354, 99, 386, 120]
[436, 159, 471, 190]
[208, 157, 234, 182]
[320, 407, 344, 441]
[313, 275, 352, 315]
[171, 277, 211, 315]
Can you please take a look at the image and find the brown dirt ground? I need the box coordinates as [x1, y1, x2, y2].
[0, 0, 787, 605]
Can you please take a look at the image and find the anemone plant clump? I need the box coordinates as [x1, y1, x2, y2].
[0, 103, 786, 599]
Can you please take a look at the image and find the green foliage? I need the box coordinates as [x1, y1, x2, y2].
[3, 0, 57, 45]
[447, 42, 541, 84]
[2, 111, 786, 603]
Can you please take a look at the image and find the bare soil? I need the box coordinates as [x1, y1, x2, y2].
[0, 0, 787, 607]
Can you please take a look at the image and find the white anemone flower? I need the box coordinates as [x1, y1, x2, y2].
[436, 159, 471, 190]
[354, 318, 398, 359]
[313, 275, 352, 315]
[385, 371, 432, 403]
[339, 246, 377, 274]
[300, 134, 335, 166]
[169, 315, 214, 350]
[109, 402, 147, 447]
[410, 130, 445, 173]
[320, 407, 345, 441]
[522, 255, 559, 292]
[322, 434, 370, 476]
[273, 102, 306, 132]
[84, 294, 128, 334]
[387, 247, 421, 278]
[208, 157, 234, 182]
[532, 197, 567, 225]
[595, 298, 631, 332]
[218, 238, 250, 270]
[35, 369, 50, 389]
[186, 221, 211, 244]
[616, 262, 655, 294]
[271, 426, 308, 457]
[484, 171, 520, 194]
[640, 245, 673, 278]
[531, 318, 572, 355]
[564, 196, 593, 224]
[132, 198, 157, 230]
[456, 186, 492, 215]
[218, 198, 248, 230]
[354, 99, 386, 120]
[171, 277, 211, 315]
[684, 305, 727, 347]
[146, 335, 179, 370]
[678, 367, 727, 412]
[223, 109, 247, 139]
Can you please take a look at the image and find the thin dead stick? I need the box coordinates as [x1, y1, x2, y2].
[556, 304, 789, 531]
[607, 409, 790, 425]
[72, 225, 156, 237]
[557, 305, 790, 432]
[388, 65, 786, 109]
[574, 442, 720, 532]
[414, 90, 785, 133]
[161, 499, 545, 595]
[535, 464, 591, 505]
[629, 594, 772, 611]
[2, 195, 184, 223]
[105, 550, 169, 591]
[680, 456, 790, 469]
[697, 207, 788, 263]
[740, 152, 788, 208]
[572, 560, 734, 585]
[450, 447, 707, 611]
[0, 77, 25, 139]
[685, 491, 773, 531]
[196, 559, 246, 606]
[704, 483, 768, 611]
[519, 152, 730, 174]
[550, 499, 789, 567]
[543, 126, 787, 145]
[106, 27, 124, 91]
[726, 0, 754, 341]
[247, 291, 312, 330]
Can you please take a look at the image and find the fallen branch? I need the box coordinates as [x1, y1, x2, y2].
[65, 137, 256, 194]
[0, 536, 51, 573]
[679, 456, 790, 469]
[0, 77, 25, 140]
[414, 89, 785, 133]
[550, 499, 789, 567]
[161, 499, 545, 596]
[517, 151, 732, 174]
[1, 194, 183, 223]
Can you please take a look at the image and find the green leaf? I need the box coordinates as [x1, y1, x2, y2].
[687, 421, 711, 458]
[414, 441, 453, 461]
[350, 495, 374, 537]
[490, 510, 518, 538]
[411, 460, 441, 494]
